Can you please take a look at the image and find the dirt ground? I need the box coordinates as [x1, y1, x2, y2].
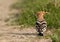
[0, 0, 52, 42]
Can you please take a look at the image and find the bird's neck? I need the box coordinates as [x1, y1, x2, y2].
[37, 15, 44, 21]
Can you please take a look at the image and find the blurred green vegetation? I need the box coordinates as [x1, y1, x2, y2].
[10, 0, 60, 42]
[50, 29, 60, 42]
[11, 0, 60, 28]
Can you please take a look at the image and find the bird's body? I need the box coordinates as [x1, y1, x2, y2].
[35, 11, 47, 36]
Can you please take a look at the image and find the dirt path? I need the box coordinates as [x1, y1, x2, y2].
[0, 0, 52, 42]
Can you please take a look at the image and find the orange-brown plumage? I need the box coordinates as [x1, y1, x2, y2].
[36, 11, 48, 21]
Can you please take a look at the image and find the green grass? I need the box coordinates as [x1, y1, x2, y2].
[10, 0, 60, 41]
[50, 29, 60, 42]
[11, 0, 60, 28]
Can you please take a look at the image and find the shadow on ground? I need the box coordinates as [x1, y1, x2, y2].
[9, 33, 38, 35]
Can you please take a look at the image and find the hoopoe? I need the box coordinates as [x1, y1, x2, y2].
[35, 11, 48, 36]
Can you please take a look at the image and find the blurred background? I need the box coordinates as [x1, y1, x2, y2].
[10, 0, 60, 42]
